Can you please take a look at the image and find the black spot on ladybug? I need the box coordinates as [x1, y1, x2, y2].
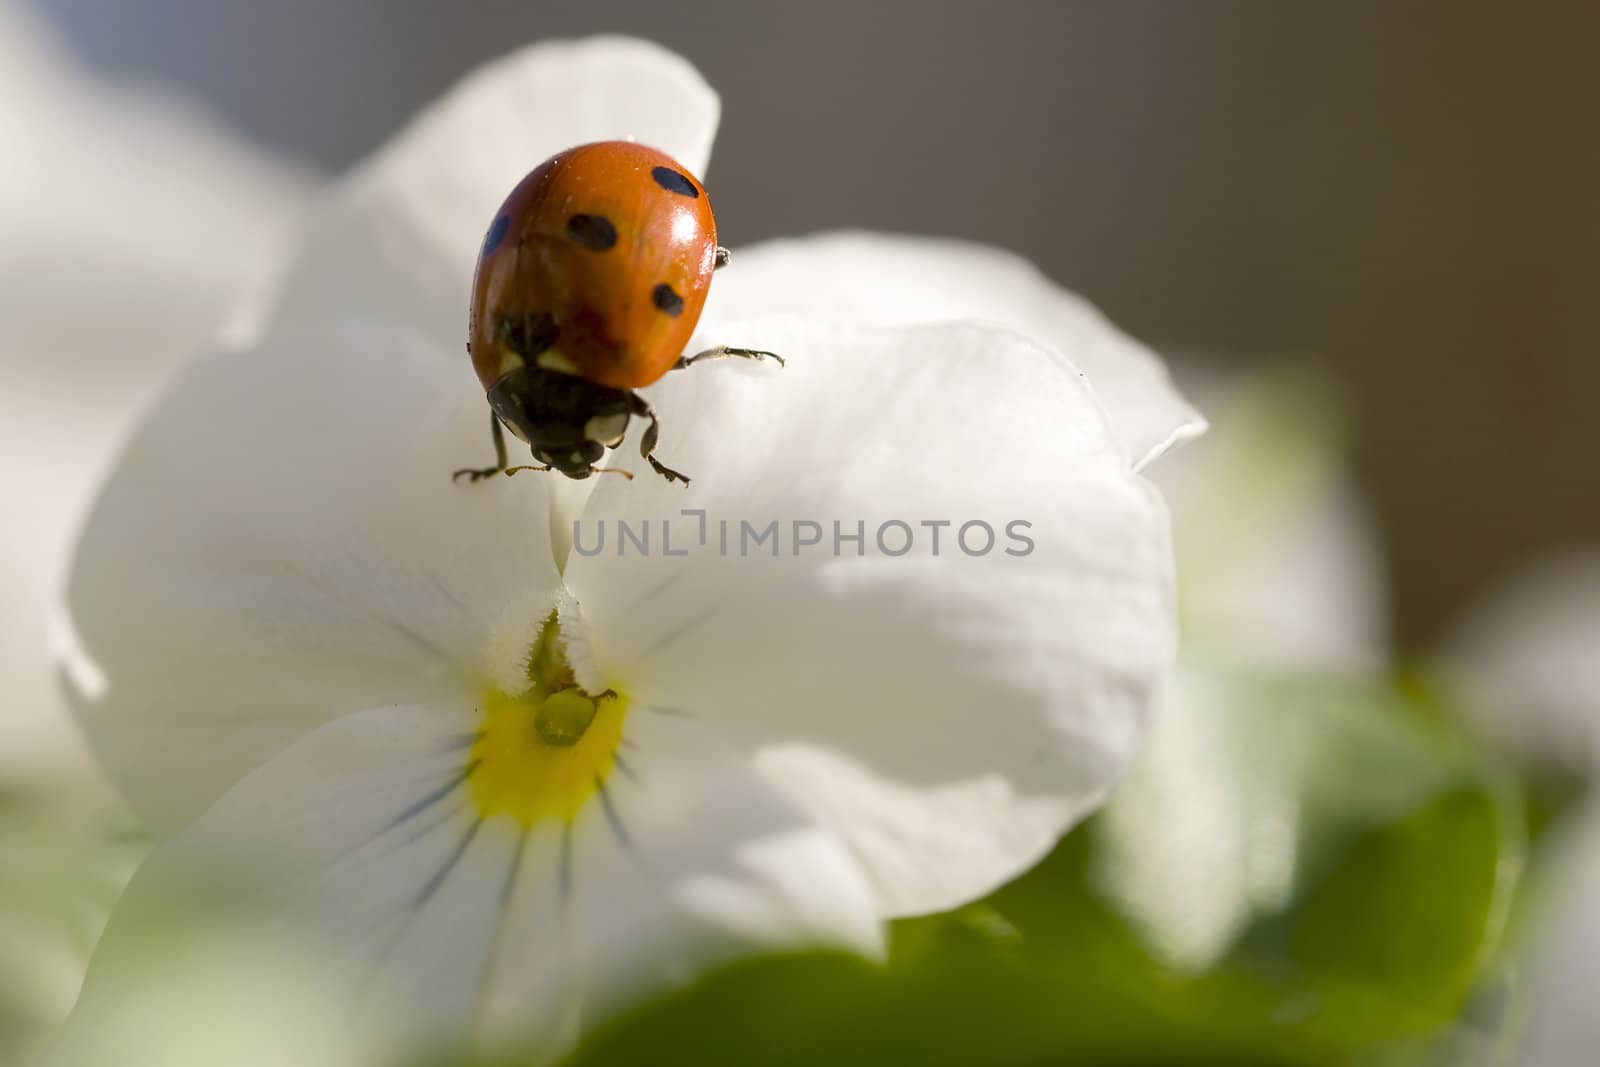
[651, 167, 699, 198]
[652, 284, 685, 317]
[497, 311, 560, 356]
[566, 214, 618, 251]
[482, 215, 511, 255]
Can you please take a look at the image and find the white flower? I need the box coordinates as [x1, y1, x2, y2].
[0, 2, 309, 1058]
[55, 37, 1200, 1061]
[1092, 368, 1391, 970]
[1445, 552, 1600, 770]
[0, 0, 312, 775]
[1148, 368, 1389, 672]
[1443, 552, 1600, 1067]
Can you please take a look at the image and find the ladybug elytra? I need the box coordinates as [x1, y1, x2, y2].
[454, 140, 780, 487]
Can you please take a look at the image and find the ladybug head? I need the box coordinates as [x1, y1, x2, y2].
[487, 365, 633, 481]
[533, 440, 607, 480]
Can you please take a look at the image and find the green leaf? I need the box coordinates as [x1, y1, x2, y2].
[1284, 786, 1513, 1033]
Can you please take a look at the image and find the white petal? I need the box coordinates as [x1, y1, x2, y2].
[1515, 800, 1600, 1067]
[0, 2, 310, 775]
[322, 36, 719, 300]
[0, 1, 312, 320]
[62, 704, 881, 1062]
[1150, 366, 1390, 670]
[56, 704, 512, 1064]
[1443, 551, 1600, 768]
[478, 711, 882, 1055]
[1440, 554, 1600, 1066]
[698, 232, 1205, 471]
[64, 321, 562, 830]
[567, 319, 1177, 917]
[1095, 658, 1493, 974]
[1091, 665, 1294, 971]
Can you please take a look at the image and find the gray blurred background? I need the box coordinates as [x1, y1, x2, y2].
[30, 0, 1598, 649]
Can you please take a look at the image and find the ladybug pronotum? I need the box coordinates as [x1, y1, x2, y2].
[455, 140, 781, 487]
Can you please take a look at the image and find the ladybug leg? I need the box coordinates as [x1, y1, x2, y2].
[455, 413, 552, 482]
[674, 345, 785, 371]
[629, 394, 691, 486]
[713, 246, 731, 270]
[452, 413, 509, 483]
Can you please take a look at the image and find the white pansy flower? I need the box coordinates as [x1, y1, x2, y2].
[1093, 369, 1391, 971]
[1445, 552, 1600, 771]
[56, 37, 1199, 1060]
[1, 3, 309, 1057]
[0, 0, 312, 775]
[1150, 369, 1389, 671]
[1443, 552, 1600, 1067]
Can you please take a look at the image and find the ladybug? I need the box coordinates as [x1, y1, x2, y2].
[454, 140, 781, 486]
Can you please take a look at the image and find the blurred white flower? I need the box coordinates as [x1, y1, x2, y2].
[1093, 368, 1393, 970]
[0, 3, 312, 1061]
[1149, 367, 1389, 671]
[1443, 551, 1600, 1067]
[1445, 552, 1600, 772]
[54, 36, 1200, 1062]
[0, 0, 313, 775]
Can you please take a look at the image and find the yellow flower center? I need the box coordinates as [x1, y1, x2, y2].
[469, 612, 628, 826]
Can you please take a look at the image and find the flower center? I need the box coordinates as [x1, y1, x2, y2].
[469, 611, 628, 826]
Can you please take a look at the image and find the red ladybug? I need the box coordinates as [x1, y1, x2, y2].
[455, 140, 780, 486]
